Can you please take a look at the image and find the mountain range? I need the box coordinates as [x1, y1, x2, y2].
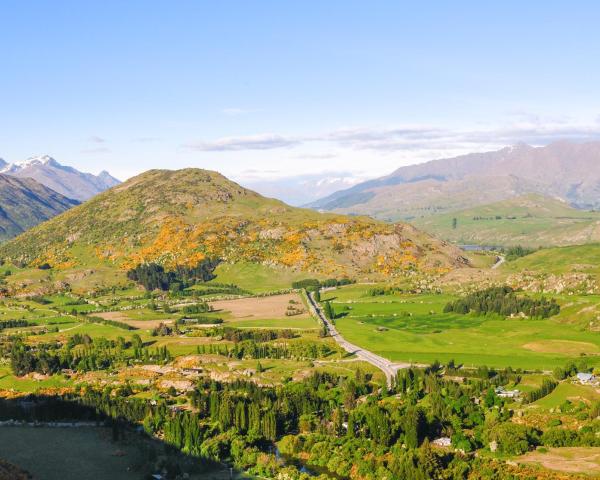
[0, 155, 120, 201]
[0, 168, 469, 294]
[0, 174, 79, 241]
[308, 141, 600, 221]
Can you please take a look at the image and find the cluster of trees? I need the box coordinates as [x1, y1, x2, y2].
[196, 339, 337, 360]
[443, 286, 560, 318]
[204, 327, 296, 343]
[522, 378, 558, 404]
[127, 258, 220, 291]
[367, 286, 403, 296]
[291, 278, 354, 289]
[504, 245, 537, 261]
[9, 333, 173, 376]
[0, 320, 31, 331]
[322, 301, 335, 320]
[132, 344, 172, 364]
[182, 303, 211, 314]
[9, 340, 127, 376]
[553, 359, 591, 380]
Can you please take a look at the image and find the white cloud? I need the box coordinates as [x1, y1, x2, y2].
[186, 133, 301, 151]
[187, 118, 600, 155]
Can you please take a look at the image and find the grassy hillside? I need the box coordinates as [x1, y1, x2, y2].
[503, 243, 600, 276]
[0, 169, 469, 294]
[412, 193, 600, 247]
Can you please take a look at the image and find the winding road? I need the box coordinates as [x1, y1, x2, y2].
[307, 291, 410, 387]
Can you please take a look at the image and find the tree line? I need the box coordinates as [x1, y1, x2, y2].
[443, 286, 560, 318]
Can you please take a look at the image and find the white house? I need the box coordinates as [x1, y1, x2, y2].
[495, 386, 520, 399]
[576, 372, 596, 384]
[432, 437, 451, 447]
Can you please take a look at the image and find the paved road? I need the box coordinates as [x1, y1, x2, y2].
[307, 291, 410, 387]
[491, 255, 506, 269]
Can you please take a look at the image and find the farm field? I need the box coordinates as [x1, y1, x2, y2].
[209, 293, 308, 320]
[208, 262, 317, 293]
[325, 285, 600, 370]
[532, 382, 600, 409]
[517, 447, 600, 475]
[502, 243, 600, 276]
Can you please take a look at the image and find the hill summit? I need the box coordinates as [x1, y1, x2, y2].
[0, 168, 468, 284]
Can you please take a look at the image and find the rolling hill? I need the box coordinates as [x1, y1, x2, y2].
[309, 141, 600, 220]
[0, 168, 469, 294]
[0, 174, 79, 241]
[412, 193, 600, 247]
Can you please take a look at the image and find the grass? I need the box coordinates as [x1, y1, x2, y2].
[504, 243, 600, 276]
[533, 382, 600, 409]
[209, 262, 315, 293]
[412, 193, 600, 248]
[0, 366, 71, 392]
[517, 447, 600, 475]
[225, 317, 319, 329]
[326, 286, 600, 370]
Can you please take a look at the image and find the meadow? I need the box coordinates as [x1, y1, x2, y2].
[325, 284, 600, 370]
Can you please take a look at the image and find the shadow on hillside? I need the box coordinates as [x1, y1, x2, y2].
[0, 395, 245, 480]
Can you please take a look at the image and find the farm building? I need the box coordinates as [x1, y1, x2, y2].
[576, 372, 597, 385]
[433, 437, 452, 447]
[495, 386, 520, 399]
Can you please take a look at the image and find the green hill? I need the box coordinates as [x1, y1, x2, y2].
[503, 243, 600, 276]
[0, 169, 469, 294]
[411, 193, 600, 247]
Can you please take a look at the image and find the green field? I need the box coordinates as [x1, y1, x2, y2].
[209, 262, 315, 293]
[503, 243, 600, 276]
[532, 382, 600, 409]
[412, 193, 600, 247]
[326, 285, 600, 370]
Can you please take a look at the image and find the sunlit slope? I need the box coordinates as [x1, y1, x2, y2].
[412, 194, 600, 247]
[0, 169, 469, 291]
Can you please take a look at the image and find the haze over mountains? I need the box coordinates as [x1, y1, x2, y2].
[0, 174, 78, 241]
[0, 155, 120, 201]
[309, 141, 600, 221]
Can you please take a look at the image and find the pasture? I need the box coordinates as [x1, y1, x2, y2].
[517, 447, 600, 475]
[325, 285, 600, 370]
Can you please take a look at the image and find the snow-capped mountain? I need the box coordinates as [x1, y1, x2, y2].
[0, 155, 120, 201]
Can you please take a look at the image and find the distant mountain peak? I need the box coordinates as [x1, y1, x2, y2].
[19, 154, 59, 167]
[309, 140, 600, 220]
[0, 155, 120, 201]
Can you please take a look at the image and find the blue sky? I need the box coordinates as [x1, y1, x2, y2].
[1, 1, 600, 202]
